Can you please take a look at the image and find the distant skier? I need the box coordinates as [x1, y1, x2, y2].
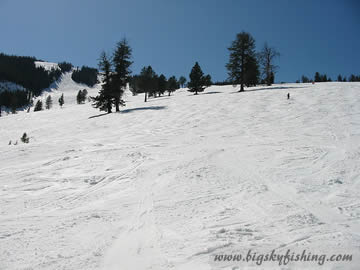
[287, 93, 290, 99]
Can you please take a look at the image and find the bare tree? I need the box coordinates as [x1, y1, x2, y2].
[259, 43, 280, 86]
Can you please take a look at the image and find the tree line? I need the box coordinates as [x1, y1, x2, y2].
[0, 53, 63, 96]
[299, 72, 360, 83]
[129, 67, 184, 101]
[71, 66, 98, 87]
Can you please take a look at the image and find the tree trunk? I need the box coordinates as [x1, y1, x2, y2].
[115, 97, 120, 112]
[239, 83, 244, 92]
[168, 92, 170, 96]
[240, 52, 244, 92]
[144, 92, 147, 102]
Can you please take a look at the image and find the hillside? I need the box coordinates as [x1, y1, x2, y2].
[0, 82, 359, 269]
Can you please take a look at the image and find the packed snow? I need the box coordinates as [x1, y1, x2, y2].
[0, 80, 360, 269]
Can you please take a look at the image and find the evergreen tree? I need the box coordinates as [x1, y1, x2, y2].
[76, 89, 87, 104]
[34, 100, 43, 112]
[337, 74, 343, 82]
[179, 76, 187, 88]
[58, 93, 64, 107]
[112, 38, 132, 111]
[188, 62, 210, 95]
[167, 76, 179, 96]
[259, 42, 280, 86]
[301, 75, 310, 83]
[349, 74, 356, 82]
[76, 90, 83, 104]
[203, 74, 212, 87]
[226, 32, 260, 91]
[158, 74, 167, 96]
[91, 52, 113, 113]
[82, 89, 88, 100]
[45, 95, 52, 109]
[129, 75, 141, 95]
[314, 72, 321, 82]
[138, 66, 157, 102]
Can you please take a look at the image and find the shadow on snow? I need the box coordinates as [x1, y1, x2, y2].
[121, 105, 167, 114]
[230, 85, 306, 94]
[89, 106, 167, 118]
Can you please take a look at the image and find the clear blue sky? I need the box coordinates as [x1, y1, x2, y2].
[0, 0, 359, 82]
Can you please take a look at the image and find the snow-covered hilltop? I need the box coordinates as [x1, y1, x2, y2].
[0, 82, 360, 269]
[35, 61, 60, 71]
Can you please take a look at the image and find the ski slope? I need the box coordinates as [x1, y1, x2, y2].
[34, 71, 99, 108]
[0, 81, 360, 269]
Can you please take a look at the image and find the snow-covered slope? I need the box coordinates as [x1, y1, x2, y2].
[35, 61, 59, 71]
[0, 82, 359, 270]
[35, 71, 100, 107]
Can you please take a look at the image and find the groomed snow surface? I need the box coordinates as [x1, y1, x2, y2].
[0, 81, 360, 270]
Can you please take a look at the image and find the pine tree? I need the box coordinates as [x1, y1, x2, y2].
[301, 75, 310, 83]
[158, 74, 167, 96]
[179, 76, 187, 88]
[76, 89, 87, 104]
[259, 42, 279, 86]
[349, 74, 356, 82]
[76, 90, 82, 104]
[112, 38, 132, 111]
[337, 74, 343, 82]
[321, 74, 328, 82]
[45, 95, 52, 109]
[138, 66, 157, 102]
[188, 62, 210, 95]
[58, 93, 64, 108]
[34, 100, 43, 112]
[167, 76, 178, 96]
[314, 72, 321, 82]
[91, 52, 114, 113]
[226, 32, 259, 91]
[203, 74, 212, 87]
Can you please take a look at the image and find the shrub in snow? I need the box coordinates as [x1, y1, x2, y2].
[21, 133, 29, 143]
[58, 93, 64, 108]
[34, 100, 43, 111]
[45, 95, 53, 109]
[76, 89, 87, 104]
